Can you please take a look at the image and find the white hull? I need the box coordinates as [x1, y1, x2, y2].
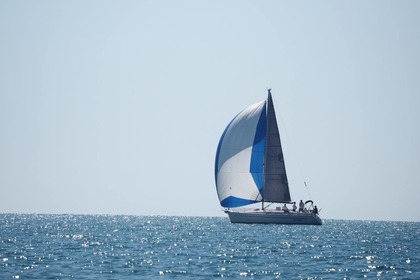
[227, 210, 322, 225]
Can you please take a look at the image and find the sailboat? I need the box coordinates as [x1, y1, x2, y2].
[215, 89, 322, 225]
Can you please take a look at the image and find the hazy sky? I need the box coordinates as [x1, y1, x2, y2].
[1, 1, 419, 222]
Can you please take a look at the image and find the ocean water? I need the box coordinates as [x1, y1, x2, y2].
[0, 214, 419, 279]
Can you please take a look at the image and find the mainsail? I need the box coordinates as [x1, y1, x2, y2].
[215, 92, 291, 208]
[263, 92, 291, 203]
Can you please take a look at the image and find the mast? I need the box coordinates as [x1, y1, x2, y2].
[261, 89, 271, 210]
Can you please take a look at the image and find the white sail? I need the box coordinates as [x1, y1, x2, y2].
[215, 100, 266, 207]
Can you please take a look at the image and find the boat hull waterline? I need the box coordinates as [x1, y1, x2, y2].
[227, 211, 322, 225]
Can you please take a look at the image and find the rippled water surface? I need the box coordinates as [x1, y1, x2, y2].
[1, 214, 419, 279]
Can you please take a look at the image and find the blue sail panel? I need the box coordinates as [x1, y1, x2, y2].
[220, 196, 257, 208]
[249, 105, 266, 195]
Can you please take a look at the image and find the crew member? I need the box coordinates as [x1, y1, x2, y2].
[299, 200, 304, 213]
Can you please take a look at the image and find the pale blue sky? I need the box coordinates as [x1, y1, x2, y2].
[1, 1, 419, 221]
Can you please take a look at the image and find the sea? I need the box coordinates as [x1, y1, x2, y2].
[0, 214, 419, 279]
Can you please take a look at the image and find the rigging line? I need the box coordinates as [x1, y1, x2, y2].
[304, 181, 312, 200]
[263, 202, 273, 210]
[275, 101, 312, 200]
